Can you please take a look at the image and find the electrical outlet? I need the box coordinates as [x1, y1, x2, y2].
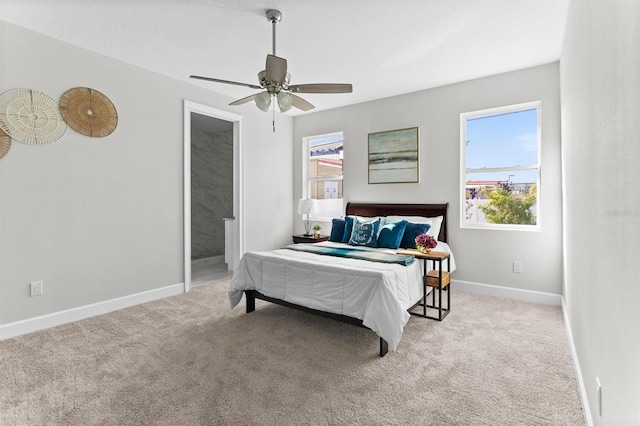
[596, 377, 602, 416]
[513, 261, 523, 273]
[30, 281, 43, 296]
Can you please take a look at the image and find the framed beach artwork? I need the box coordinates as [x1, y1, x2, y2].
[368, 127, 419, 184]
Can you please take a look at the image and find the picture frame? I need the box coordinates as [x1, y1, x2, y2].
[368, 127, 419, 184]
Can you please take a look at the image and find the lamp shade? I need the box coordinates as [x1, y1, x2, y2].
[255, 92, 272, 112]
[297, 198, 317, 215]
[277, 92, 293, 112]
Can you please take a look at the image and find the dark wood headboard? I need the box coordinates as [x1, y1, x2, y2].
[345, 202, 449, 243]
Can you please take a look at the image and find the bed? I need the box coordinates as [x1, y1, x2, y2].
[229, 202, 455, 357]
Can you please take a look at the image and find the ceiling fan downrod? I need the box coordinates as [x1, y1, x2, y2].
[266, 9, 282, 56]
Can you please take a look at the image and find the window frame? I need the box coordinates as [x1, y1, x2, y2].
[302, 131, 344, 220]
[460, 101, 542, 231]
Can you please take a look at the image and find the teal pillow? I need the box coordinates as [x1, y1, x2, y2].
[400, 222, 432, 249]
[341, 216, 356, 243]
[377, 220, 408, 249]
[329, 218, 346, 242]
[348, 218, 381, 247]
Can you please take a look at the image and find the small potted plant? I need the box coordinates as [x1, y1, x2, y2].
[312, 223, 322, 238]
[415, 233, 437, 253]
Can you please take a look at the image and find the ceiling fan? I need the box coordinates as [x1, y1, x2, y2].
[190, 9, 353, 115]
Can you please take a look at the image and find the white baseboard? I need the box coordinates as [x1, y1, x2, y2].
[561, 298, 593, 426]
[452, 279, 562, 306]
[0, 283, 185, 341]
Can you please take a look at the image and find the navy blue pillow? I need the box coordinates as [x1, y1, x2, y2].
[348, 218, 381, 247]
[329, 218, 346, 242]
[377, 220, 408, 249]
[341, 216, 356, 243]
[400, 222, 432, 249]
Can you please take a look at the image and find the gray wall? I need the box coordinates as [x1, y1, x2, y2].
[561, 0, 640, 423]
[0, 20, 293, 326]
[191, 114, 233, 260]
[293, 63, 563, 294]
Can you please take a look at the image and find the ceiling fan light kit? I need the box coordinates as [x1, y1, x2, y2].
[190, 9, 352, 118]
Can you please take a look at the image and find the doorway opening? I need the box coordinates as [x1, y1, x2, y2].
[183, 101, 243, 292]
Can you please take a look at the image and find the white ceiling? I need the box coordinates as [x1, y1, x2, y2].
[0, 0, 570, 116]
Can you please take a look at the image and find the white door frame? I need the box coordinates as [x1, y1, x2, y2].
[183, 100, 243, 292]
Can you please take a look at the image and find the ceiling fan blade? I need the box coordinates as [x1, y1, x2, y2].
[190, 75, 262, 90]
[289, 94, 315, 111]
[288, 83, 353, 94]
[265, 54, 288, 85]
[229, 93, 261, 106]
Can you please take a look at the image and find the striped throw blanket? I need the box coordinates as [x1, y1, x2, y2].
[285, 244, 415, 266]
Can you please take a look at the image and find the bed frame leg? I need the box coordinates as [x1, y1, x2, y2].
[379, 338, 388, 357]
[245, 291, 255, 313]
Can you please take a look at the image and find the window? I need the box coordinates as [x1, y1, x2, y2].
[461, 102, 541, 230]
[303, 132, 344, 219]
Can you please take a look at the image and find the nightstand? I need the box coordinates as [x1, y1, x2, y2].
[292, 234, 329, 244]
[397, 249, 451, 321]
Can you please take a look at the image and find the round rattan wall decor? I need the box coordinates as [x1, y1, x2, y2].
[0, 88, 67, 145]
[59, 87, 118, 137]
[0, 128, 10, 160]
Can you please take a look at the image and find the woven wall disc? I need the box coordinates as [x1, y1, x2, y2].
[0, 128, 10, 159]
[0, 89, 67, 144]
[59, 87, 118, 137]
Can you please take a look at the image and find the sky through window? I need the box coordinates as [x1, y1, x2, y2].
[466, 108, 538, 182]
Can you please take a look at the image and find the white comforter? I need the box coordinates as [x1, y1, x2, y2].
[229, 241, 455, 352]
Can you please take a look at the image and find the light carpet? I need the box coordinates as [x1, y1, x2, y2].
[0, 279, 584, 425]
